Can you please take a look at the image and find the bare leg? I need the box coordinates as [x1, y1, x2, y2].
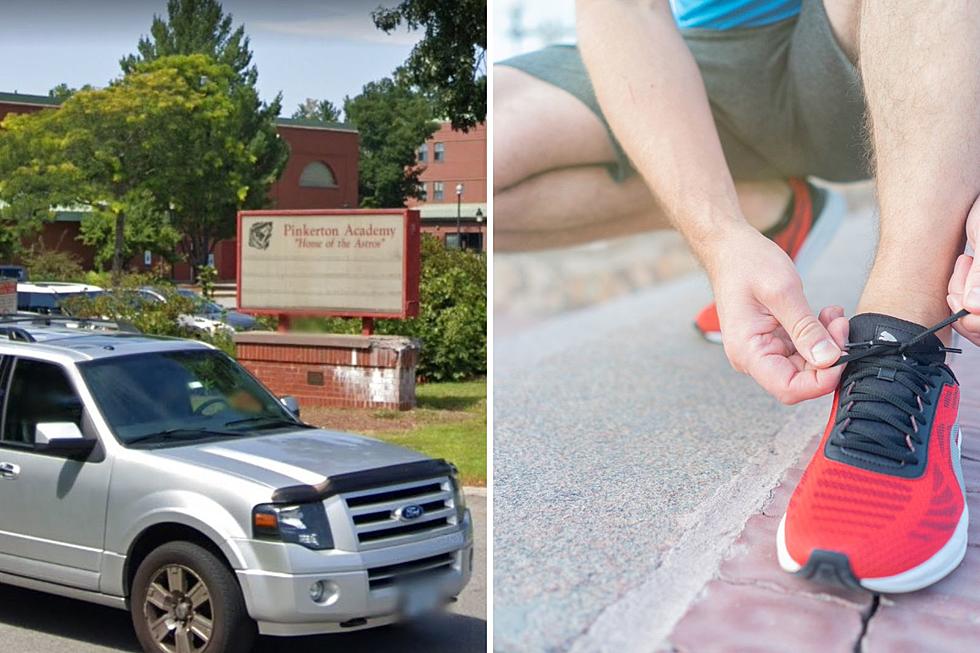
[494, 66, 792, 251]
[851, 0, 980, 338]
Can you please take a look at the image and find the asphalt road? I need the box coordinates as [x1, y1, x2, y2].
[0, 491, 486, 653]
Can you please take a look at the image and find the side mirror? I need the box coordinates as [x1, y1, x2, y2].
[280, 396, 301, 419]
[35, 422, 96, 457]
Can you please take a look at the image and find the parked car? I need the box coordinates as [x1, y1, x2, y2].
[0, 320, 472, 652]
[139, 286, 258, 332]
[0, 265, 28, 282]
[24, 283, 230, 336]
[15, 281, 104, 315]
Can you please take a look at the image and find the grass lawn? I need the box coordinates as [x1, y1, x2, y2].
[302, 380, 487, 486]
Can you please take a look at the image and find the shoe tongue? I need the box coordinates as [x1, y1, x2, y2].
[847, 313, 946, 364]
[835, 314, 944, 468]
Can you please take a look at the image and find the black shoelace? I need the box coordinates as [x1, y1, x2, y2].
[828, 309, 967, 466]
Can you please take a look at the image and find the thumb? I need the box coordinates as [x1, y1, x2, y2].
[769, 284, 842, 368]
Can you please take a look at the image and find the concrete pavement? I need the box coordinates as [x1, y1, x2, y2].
[0, 492, 485, 653]
[493, 202, 877, 651]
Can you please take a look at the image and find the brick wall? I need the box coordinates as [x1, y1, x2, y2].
[235, 332, 420, 410]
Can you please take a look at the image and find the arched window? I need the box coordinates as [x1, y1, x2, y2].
[299, 161, 337, 188]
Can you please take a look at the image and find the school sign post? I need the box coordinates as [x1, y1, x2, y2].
[234, 209, 422, 410]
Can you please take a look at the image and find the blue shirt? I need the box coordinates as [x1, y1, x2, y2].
[670, 0, 801, 29]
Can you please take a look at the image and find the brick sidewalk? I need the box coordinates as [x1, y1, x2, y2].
[663, 341, 980, 653]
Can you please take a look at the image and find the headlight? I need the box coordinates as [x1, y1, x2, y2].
[449, 463, 466, 521]
[252, 502, 334, 550]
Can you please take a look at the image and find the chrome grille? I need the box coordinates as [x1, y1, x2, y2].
[344, 477, 457, 548]
[367, 552, 455, 590]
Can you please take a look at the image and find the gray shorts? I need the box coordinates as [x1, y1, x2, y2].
[498, 0, 870, 183]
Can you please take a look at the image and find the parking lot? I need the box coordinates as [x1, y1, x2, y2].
[0, 492, 486, 653]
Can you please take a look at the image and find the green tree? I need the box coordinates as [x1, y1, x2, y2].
[0, 55, 283, 282]
[120, 0, 255, 83]
[344, 73, 438, 207]
[373, 0, 486, 131]
[292, 98, 342, 123]
[78, 192, 181, 270]
[0, 107, 83, 261]
[48, 83, 93, 102]
[119, 0, 289, 270]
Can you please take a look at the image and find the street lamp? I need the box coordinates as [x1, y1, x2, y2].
[475, 208, 485, 251]
[455, 183, 464, 249]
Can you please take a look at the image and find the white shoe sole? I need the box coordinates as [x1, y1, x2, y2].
[777, 422, 968, 594]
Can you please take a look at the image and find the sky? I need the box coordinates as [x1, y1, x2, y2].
[0, 0, 422, 117]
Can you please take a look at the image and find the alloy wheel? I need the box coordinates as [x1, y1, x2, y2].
[143, 564, 214, 653]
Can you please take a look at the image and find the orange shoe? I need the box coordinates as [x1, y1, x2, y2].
[694, 178, 845, 343]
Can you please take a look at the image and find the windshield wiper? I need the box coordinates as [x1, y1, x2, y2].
[127, 427, 242, 446]
[223, 416, 311, 430]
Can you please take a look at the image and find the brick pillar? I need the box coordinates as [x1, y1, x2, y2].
[234, 332, 420, 410]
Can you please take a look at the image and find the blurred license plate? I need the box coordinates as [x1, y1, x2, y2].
[399, 582, 443, 618]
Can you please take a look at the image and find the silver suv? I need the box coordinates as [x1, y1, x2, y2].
[0, 318, 473, 652]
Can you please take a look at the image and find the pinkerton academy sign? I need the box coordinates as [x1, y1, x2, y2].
[236, 209, 421, 319]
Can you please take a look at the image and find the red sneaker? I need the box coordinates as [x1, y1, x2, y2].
[777, 313, 967, 593]
[694, 178, 844, 343]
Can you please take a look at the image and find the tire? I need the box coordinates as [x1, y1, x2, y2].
[130, 541, 257, 653]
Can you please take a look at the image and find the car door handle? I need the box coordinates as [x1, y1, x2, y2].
[0, 462, 20, 479]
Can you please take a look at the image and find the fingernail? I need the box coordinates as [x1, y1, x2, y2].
[811, 339, 839, 366]
[967, 288, 980, 310]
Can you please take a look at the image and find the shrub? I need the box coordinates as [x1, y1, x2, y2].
[62, 273, 233, 353]
[23, 246, 85, 282]
[293, 236, 487, 381]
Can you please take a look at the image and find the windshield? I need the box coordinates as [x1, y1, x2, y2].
[79, 349, 301, 446]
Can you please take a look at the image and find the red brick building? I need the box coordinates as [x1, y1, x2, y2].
[0, 91, 359, 280]
[407, 121, 487, 251]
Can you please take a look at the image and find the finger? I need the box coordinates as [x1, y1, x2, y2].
[768, 282, 841, 368]
[963, 251, 980, 313]
[747, 351, 843, 404]
[825, 314, 850, 349]
[949, 293, 980, 345]
[966, 194, 980, 253]
[818, 305, 845, 325]
[785, 362, 845, 403]
[948, 254, 972, 297]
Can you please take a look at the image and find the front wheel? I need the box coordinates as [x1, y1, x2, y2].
[131, 541, 256, 653]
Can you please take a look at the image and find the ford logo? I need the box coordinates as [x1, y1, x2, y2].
[395, 504, 425, 522]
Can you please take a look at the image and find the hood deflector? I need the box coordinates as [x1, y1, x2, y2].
[270, 458, 453, 503]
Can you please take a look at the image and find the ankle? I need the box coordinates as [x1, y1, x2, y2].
[856, 299, 954, 346]
[736, 180, 793, 233]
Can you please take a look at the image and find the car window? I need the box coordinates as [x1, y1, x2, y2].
[79, 350, 298, 445]
[177, 290, 220, 313]
[138, 290, 164, 304]
[16, 291, 103, 315]
[2, 359, 84, 445]
[17, 292, 59, 313]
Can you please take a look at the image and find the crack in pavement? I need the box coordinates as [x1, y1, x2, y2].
[853, 593, 881, 653]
